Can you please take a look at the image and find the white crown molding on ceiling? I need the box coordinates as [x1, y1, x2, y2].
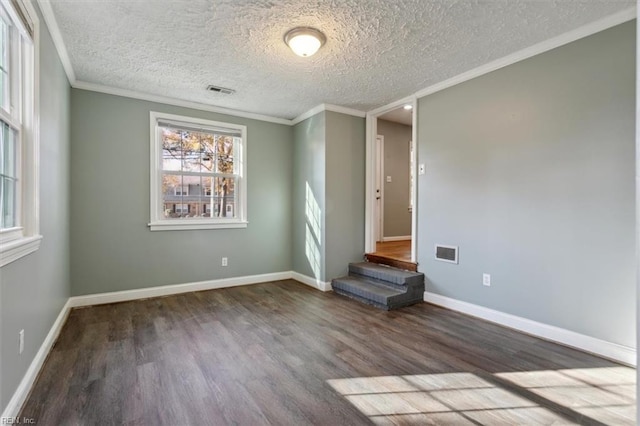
[368, 95, 417, 117]
[37, 0, 636, 127]
[413, 6, 637, 101]
[73, 80, 294, 126]
[37, 0, 75, 84]
[291, 103, 366, 125]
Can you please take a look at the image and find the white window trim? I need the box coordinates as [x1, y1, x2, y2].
[148, 111, 248, 231]
[0, 0, 41, 267]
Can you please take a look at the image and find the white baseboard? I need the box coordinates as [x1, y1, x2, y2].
[382, 235, 411, 242]
[1, 299, 72, 420]
[424, 291, 636, 366]
[291, 271, 333, 292]
[68, 271, 292, 307]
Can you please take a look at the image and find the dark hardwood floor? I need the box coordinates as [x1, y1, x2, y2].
[374, 241, 412, 262]
[367, 240, 417, 271]
[21, 280, 635, 425]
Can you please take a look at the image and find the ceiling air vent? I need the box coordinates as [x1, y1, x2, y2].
[206, 85, 235, 95]
[435, 244, 458, 264]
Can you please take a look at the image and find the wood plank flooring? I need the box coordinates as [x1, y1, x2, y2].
[20, 280, 635, 425]
[367, 240, 417, 271]
[374, 241, 412, 262]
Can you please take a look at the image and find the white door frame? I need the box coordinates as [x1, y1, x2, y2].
[375, 135, 385, 242]
[365, 96, 418, 262]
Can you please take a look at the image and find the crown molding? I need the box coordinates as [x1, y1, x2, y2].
[367, 95, 417, 117]
[291, 103, 366, 125]
[72, 80, 294, 126]
[291, 104, 325, 125]
[413, 6, 637, 100]
[323, 104, 366, 118]
[36, 0, 76, 84]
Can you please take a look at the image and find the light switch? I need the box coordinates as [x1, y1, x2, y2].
[386, 176, 392, 183]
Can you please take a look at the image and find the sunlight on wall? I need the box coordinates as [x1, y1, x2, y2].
[327, 368, 636, 425]
[305, 181, 322, 280]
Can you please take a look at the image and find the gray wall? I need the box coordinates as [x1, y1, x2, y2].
[0, 1, 71, 410]
[325, 111, 366, 279]
[292, 112, 326, 281]
[70, 90, 293, 296]
[378, 119, 412, 238]
[292, 111, 365, 282]
[417, 21, 636, 347]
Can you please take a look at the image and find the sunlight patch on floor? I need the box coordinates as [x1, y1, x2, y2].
[328, 367, 636, 425]
[496, 367, 636, 425]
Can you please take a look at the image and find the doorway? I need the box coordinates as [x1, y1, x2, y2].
[365, 100, 417, 269]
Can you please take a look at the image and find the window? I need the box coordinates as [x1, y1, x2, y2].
[0, 0, 39, 267]
[174, 185, 188, 196]
[149, 112, 247, 231]
[174, 203, 189, 214]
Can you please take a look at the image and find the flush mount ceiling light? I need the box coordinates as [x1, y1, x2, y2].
[403, 104, 413, 110]
[284, 27, 326, 57]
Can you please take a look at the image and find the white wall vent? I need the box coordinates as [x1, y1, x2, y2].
[435, 244, 458, 264]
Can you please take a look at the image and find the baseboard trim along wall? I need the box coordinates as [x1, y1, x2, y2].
[382, 236, 411, 242]
[423, 291, 636, 366]
[291, 271, 333, 292]
[67, 271, 293, 308]
[1, 299, 73, 420]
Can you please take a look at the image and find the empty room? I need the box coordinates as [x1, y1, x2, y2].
[0, 0, 638, 424]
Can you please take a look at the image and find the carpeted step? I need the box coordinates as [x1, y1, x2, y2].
[331, 274, 424, 310]
[349, 262, 424, 288]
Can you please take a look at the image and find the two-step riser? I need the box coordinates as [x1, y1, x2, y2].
[331, 262, 425, 310]
[348, 262, 424, 288]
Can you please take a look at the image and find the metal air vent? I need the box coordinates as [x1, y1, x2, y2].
[435, 244, 458, 264]
[206, 85, 235, 95]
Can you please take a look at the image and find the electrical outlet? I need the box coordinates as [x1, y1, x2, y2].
[386, 176, 392, 183]
[221, 257, 228, 267]
[483, 273, 491, 287]
[19, 329, 24, 354]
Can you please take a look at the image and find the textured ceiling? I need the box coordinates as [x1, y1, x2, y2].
[379, 107, 413, 126]
[46, 0, 634, 120]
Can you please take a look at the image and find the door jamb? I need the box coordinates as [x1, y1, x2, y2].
[365, 97, 418, 262]
[375, 135, 385, 242]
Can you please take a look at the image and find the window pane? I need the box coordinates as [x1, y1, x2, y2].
[0, 17, 6, 70]
[200, 133, 215, 173]
[2, 122, 15, 177]
[0, 15, 8, 114]
[162, 174, 182, 218]
[216, 135, 234, 173]
[216, 176, 236, 218]
[1, 176, 15, 228]
[181, 130, 201, 173]
[161, 128, 182, 171]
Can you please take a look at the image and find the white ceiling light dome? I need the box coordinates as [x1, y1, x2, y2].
[284, 27, 326, 57]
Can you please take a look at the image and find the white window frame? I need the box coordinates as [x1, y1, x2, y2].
[0, 0, 40, 268]
[148, 111, 247, 231]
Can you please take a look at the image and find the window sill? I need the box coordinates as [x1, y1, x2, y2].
[148, 221, 248, 232]
[0, 235, 42, 267]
